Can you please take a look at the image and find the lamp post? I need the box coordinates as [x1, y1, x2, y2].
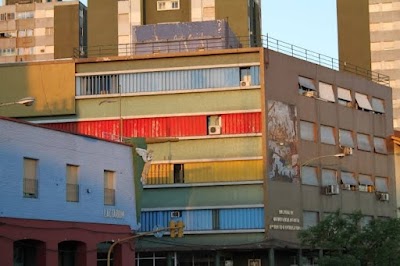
[0, 97, 35, 107]
[300, 153, 346, 168]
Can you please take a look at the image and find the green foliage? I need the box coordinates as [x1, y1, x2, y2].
[299, 211, 400, 265]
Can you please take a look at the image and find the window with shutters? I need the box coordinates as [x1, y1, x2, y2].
[104, 170, 115, 205]
[66, 164, 79, 202]
[23, 158, 38, 198]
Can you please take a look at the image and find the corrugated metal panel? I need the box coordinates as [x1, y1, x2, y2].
[76, 66, 260, 96]
[43, 121, 120, 140]
[219, 208, 264, 229]
[148, 160, 262, 185]
[123, 116, 206, 138]
[182, 210, 212, 231]
[139, 211, 170, 232]
[222, 112, 261, 134]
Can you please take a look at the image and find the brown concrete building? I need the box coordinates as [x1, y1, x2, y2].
[337, 0, 400, 129]
[0, 0, 87, 63]
[0, 37, 394, 264]
[87, 0, 261, 56]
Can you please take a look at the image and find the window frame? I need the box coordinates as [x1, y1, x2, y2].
[104, 170, 116, 206]
[23, 157, 38, 198]
[320, 125, 336, 145]
[357, 133, 372, 152]
[300, 120, 316, 142]
[301, 166, 318, 186]
[318, 82, 335, 102]
[66, 164, 79, 202]
[339, 129, 354, 148]
[173, 164, 184, 183]
[373, 137, 387, 154]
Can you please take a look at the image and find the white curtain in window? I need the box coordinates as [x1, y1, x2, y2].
[321, 169, 337, 186]
[375, 177, 388, 192]
[301, 166, 318, 186]
[320, 125, 336, 145]
[339, 129, 354, 147]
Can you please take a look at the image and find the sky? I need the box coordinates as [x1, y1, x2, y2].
[69, 0, 338, 59]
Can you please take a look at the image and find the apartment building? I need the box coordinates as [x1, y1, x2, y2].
[0, 0, 86, 63]
[0, 116, 138, 266]
[87, 0, 261, 56]
[337, 0, 400, 129]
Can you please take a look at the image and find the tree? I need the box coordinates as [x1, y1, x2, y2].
[299, 211, 400, 266]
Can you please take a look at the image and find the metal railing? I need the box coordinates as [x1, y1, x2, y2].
[73, 35, 389, 86]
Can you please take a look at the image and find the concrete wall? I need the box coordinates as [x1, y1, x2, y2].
[0, 118, 137, 229]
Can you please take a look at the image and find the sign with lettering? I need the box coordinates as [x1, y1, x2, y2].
[104, 209, 125, 219]
[269, 209, 301, 231]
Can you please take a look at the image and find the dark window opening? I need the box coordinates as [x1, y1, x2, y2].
[174, 164, 184, 183]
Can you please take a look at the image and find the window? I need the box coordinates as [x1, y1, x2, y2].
[355, 93, 373, 112]
[374, 137, 387, 154]
[318, 82, 335, 102]
[157, 0, 179, 11]
[207, 115, 221, 135]
[303, 211, 318, 229]
[341, 171, 357, 190]
[298, 76, 316, 96]
[357, 133, 371, 151]
[371, 97, 385, 114]
[300, 121, 315, 141]
[212, 209, 219, 230]
[45, 27, 54, 36]
[66, 165, 79, 202]
[358, 174, 374, 192]
[320, 125, 336, 145]
[23, 158, 38, 198]
[321, 169, 337, 186]
[174, 164, 184, 183]
[337, 87, 352, 107]
[301, 166, 318, 186]
[339, 129, 354, 147]
[17, 11, 34, 19]
[375, 177, 388, 192]
[7, 13, 14, 20]
[104, 170, 115, 205]
[240, 67, 252, 86]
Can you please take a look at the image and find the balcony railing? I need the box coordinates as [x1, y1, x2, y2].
[73, 35, 389, 86]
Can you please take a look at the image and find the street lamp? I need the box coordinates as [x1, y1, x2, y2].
[300, 153, 346, 168]
[0, 97, 35, 107]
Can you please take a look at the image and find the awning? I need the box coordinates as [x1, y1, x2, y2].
[355, 93, 373, 110]
[319, 82, 335, 102]
[341, 172, 357, 185]
[299, 76, 316, 91]
[338, 87, 352, 101]
[358, 174, 373, 186]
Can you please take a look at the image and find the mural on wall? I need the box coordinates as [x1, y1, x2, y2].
[268, 100, 299, 182]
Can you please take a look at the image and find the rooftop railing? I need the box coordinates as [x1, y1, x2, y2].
[74, 35, 389, 86]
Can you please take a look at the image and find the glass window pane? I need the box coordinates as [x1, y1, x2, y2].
[374, 137, 387, 154]
[300, 121, 315, 141]
[320, 125, 336, 145]
[338, 87, 352, 102]
[298, 76, 316, 92]
[359, 174, 373, 185]
[339, 129, 354, 147]
[355, 93, 373, 110]
[341, 171, 357, 185]
[357, 133, 371, 151]
[301, 166, 318, 186]
[303, 211, 318, 229]
[372, 97, 385, 113]
[319, 82, 335, 102]
[375, 177, 388, 192]
[321, 169, 337, 186]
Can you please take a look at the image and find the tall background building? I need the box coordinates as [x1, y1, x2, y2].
[337, 0, 400, 128]
[0, 0, 87, 62]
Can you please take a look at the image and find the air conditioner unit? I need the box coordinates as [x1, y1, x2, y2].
[303, 90, 317, 98]
[342, 146, 353, 155]
[359, 185, 368, 192]
[342, 184, 352, 190]
[248, 259, 261, 266]
[170, 211, 181, 218]
[240, 75, 252, 87]
[378, 192, 389, 201]
[325, 185, 340, 195]
[208, 125, 221, 135]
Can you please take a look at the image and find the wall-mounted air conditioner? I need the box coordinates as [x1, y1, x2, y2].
[359, 185, 368, 192]
[325, 185, 340, 195]
[303, 90, 317, 98]
[240, 75, 252, 87]
[170, 211, 181, 218]
[342, 146, 353, 155]
[208, 125, 221, 135]
[378, 192, 389, 201]
[342, 184, 352, 191]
